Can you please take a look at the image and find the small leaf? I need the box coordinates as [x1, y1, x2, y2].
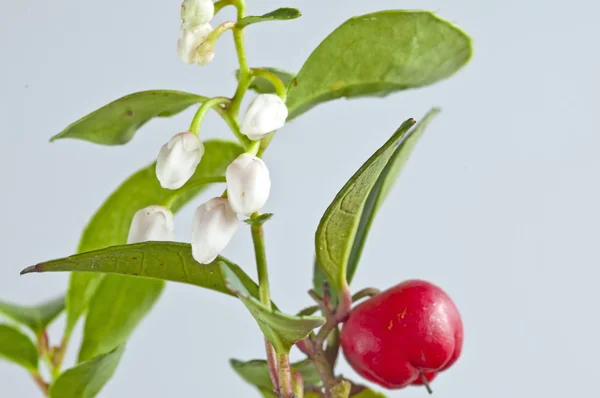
[0, 325, 38, 370]
[244, 213, 274, 226]
[314, 119, 416, 294]
[346, 109, 440, 283]
[230, 358, 321, 391]
[51, 90, 207, 145]
[22, 243, 262, 300]
[50, 345, 125, 398]
[286, 11, 472, 119]
[237, 8, 301, 28]
[0, 296, 65, 335]
[332, 380, 351, 398]
[237, 68, 296, 95]
[78, 276, 163, 362]
[221, 263, 324, 353]
[351, 388, 387, 398]
[65, 140, 242, 336]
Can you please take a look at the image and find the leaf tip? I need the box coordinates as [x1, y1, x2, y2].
[20, 264, 42, 275]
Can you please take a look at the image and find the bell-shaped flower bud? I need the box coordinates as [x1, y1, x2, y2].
[240, 94, 288, 141]
[191, 198, 239, 264]
[177, 23, 212, 65]
[156, 132, 204, 190]
[226, 154, 271, 215]
[127, 206, 175, 244]
[181, 0, 214, 26]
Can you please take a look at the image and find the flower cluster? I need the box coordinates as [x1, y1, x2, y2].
[128, 93, 288, 264]
[178, 0, 215, 65]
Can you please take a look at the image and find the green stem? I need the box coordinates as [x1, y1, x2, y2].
[277, 353, 294, 398]
[227, 1, 250, 118]
[251, 68, 288, 100]
[30, 371, 49, 396]
[189, 97, 231, 135]
[246, 139, 261, 156]
[251, 220, 270, 309]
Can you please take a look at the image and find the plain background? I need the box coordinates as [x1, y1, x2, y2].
[1, 0, 599, 397]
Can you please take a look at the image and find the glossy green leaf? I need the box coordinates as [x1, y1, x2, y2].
[237, 68, 296, 95]
[230, 358, 321, 391]
[314, 119, 416, 294]
[221, 263, 324, 353]
[237, 8, 301, 28]
[352, 388, 387, 398]
[345, 109, 440, 283]
[286, 11, 472, 119]
[78, 276, 163, 362]
[65, 140, 242, 336]
[51, 90, 207, 145]
[50, 345, 124, 398]
[0, 296, 65, 335]
[0, 325, 38, 370]
[22, 242, 262, 300]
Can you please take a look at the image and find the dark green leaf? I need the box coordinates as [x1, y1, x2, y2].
[78, 276, 163, 362]
[22, 242, 262, 300]
[314, 119, 416, 294]
[352, 388, 387, 398]
[49, 345, 124, 398]
[0, 325, 38, 370]
[237, 68, 296, 94]
[51, 90, 207, 145]
[286, 11, 472, 119]
[346, 109, 440, 283]
[244, 213, 274, 226]
[65, 140, 242, 336]
[237, 8, 301, 28]
[0, 296, 65, 335]
[230, 358, 321, 391]
[221, 263, 324, 353]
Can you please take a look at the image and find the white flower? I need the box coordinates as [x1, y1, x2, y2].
[127, 206, 175, 244]
[226, 154, 271, 215]
[240, 94, 288, 140]
[156, 132, 204, 190]
[181, 0, 214, 26]
[177, 23, 212, 65]
[191, 198, 239, 264]
[196, 42, 215, 66]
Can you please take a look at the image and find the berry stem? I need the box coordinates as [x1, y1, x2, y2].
[351, 287, 381, 303]
[420, 372, 434, 394]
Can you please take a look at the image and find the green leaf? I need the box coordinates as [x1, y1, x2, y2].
[221, 263, 324, 353]
[50, 345, 125, 398]
[78, 276, 162, 362]
[0, 296, 65, 335]
[22, 243, 262, 300]
[237, 68, 296, 94]
[51, 90, 207, 145]
[237, 8, 301, 28]
[230, 358, 321, 391]
[352, 388, 387, 398]
[345, 109, 440, 283]
[65, 140, 242, 336]
[0, 325, 38, 370]
[314, 119, 416, 294]
[286, 11, 472, 119]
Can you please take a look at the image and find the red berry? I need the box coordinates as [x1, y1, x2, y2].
[340, 280, 463, 389]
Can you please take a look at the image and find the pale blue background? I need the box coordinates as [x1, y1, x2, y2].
[1, 0, 599, 397]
